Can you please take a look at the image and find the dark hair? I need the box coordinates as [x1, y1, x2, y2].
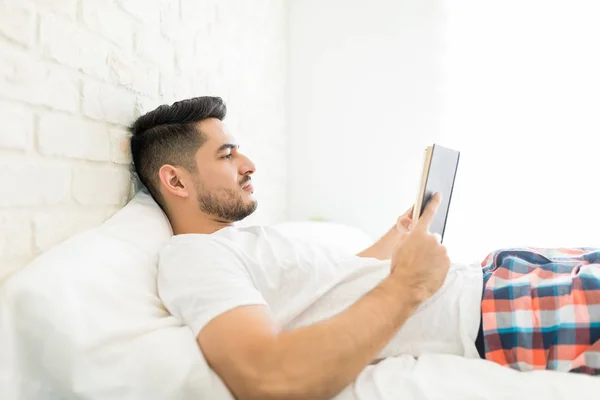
[129, 96, 227, 208]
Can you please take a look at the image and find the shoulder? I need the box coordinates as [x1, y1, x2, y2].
[158, 232, 234, 270]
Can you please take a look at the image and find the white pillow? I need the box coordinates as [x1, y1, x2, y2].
[272, 221, 374, 254]
[0, 191, 232, 400]
[0, 190, 375, 400]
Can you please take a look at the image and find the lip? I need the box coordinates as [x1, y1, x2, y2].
[242, 183, 253, 192]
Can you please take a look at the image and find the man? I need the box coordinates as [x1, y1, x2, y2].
[130, 96, 600, 400]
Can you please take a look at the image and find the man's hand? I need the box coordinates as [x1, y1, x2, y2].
[390, 192, 451, 304]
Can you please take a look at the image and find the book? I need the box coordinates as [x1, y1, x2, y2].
[412, 144, 460, 243]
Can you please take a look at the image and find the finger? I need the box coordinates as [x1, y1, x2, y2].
[396, 218, 408, 231]
[415, 192, 442, 231]
[433, 233, 442, 243]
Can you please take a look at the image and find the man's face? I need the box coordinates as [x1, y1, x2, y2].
[190, 118, 257, 222]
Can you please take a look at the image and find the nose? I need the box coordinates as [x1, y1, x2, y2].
[239, 154, 256, 176]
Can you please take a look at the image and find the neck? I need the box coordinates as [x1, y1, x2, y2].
[169, 208, 234, 235]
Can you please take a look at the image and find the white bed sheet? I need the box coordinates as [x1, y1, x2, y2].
[335, 353, 600, 400]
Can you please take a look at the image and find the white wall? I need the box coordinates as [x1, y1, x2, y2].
[0, 0, 288, 281]
[289, 0, 600, 262]
[288, 0, 445, 238]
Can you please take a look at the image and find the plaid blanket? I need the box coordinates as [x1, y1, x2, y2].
[480, 247, 600, 375]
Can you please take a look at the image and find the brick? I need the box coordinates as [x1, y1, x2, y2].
[194, 37, 220, 75]
[0, 157, 71, 207]
[174, 39, 196, 77]
[119, 0, 161, 25]
[135, 28, 174, 71]
[34, 209, 108, 250]
[0, 45, 40, 104]
[0, 212, 33, 257]
[38, 113, 110, 161]
[160, 72, 197, 103]
[159, 0, 182, 39]
[82, 79, 137, 125]
[40, 13, 111, 80]
[81, 1, 134, 50]
[0, 2, 36, 46]
[180, 0, 216, 27]
[39, 14, 80, 67]
[134, 96, 161, 119]
[158, 72, 175, 102]
[78, 38, 112, 81]
[2, 44, 79, 114]
[72, 166, 132, 206]
[32, 0, 77, 19]
[0, 46, 80, 113]
[107, 51, 159, 96]
[109, 126, 132, 164]
[34, 64, 80, 113]
[0, 100, 34, 150]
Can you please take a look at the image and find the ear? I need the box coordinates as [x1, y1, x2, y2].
[158, 164, 191, 199]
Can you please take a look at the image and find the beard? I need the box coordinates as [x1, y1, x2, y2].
[194, 177, 257, 222]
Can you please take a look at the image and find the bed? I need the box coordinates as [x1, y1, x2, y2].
[1, 191, 598, 399]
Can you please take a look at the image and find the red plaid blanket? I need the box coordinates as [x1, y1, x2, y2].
[480, 247, 600, 375]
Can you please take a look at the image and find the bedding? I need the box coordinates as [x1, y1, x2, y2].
[1, 191, 598, 400]
[480, 247, 600, 374]
[335, 352, 600, 399]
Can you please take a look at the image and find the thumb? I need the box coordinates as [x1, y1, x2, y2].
[415, 192, 442, 232]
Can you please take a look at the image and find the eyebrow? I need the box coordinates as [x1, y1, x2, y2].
[216, 144, 239, 153]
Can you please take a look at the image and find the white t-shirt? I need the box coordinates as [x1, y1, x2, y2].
[158, 225, 484, 360]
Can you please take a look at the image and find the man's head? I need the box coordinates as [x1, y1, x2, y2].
[130, 97, 257, 231]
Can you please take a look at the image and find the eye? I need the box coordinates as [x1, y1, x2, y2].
[222, 153, 233, 160]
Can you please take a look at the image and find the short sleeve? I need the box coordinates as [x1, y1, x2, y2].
[157, 237, 267, 336]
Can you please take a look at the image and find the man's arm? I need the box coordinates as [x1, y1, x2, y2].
[198, 193, 449, 400]
[357, 205, 414, 260]
[199, 276, 418, 400]
[356, 224, 399, 260]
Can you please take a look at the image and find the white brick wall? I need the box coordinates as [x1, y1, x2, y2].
[38, 113, 111, 160]
[0, 2, 36, 47]
[0, 0, 288, 282]
[0, 100, 35, 150]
